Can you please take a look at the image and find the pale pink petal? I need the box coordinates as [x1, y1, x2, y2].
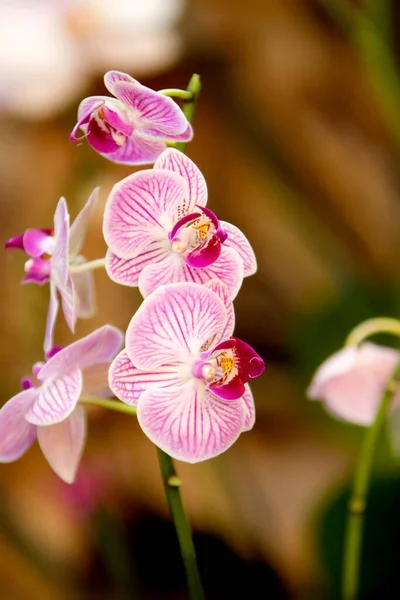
[37, 406, 86, 484]
[74, 96, 109, 136]
[154, 148, 207, 209]
[163, 123, 193, 142]
[26, 370, 83, 426]
[109, 349, 184, 406]
[242, 384, 256, 431]
[103, 169, 188, 259]
[44, 281, 60, 353]
[59, 274, 76, 333]
[103, 132, 166, 166]
[137, 383, 246, 462]
[70, 261, 96, 319]
[112, 81, 188, 138]
[105, 243, 168, 287]
[0, 389, 37, 462]
[307, 347, 359, 400]
[69, 188, 99, 260]
[139, 246, 244, 299]
[203, 279, 235, 346]
[104, 71, 138, 94]
[38, 325, 124, 381]
[126, 282, 227, 370]
[52, 197, 70, 288]
[220, 221, 257, 277]
[83, 363, 114, 398]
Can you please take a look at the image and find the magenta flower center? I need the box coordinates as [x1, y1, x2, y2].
[90, 104, 134, 150]
[193, 348, 238, 386]
[171, 212, 215, 254]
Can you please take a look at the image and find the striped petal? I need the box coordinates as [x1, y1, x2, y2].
[242, 384, 255, 432]
[109, 349, 185, 406]
[105, 242, 168, 287]
[103, 169, 188, 259]
[203, 279, 235, 347]
[126, 282, 227, 371]
[104, 71, 139, 94]
[220, 221, 257, 277]
[0, 389, 37, 462]
[154, 148, 207, 209]
[104, 132, 166, 166]
[69, 188, 99, 261]
[25, 370, 83, 426]
[139, 246, 244, 299]
[38, 325, 124, 381]
[44, 281, 59, 353]
[37, 406, 86, 484]
[70, 258, 96, 319]
[137, 383, 246, 462]
[52, 197, 70, 288]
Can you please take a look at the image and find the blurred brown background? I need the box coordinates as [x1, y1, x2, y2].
[2, 1, 400, 598]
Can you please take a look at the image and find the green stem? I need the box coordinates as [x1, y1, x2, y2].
[157, 448, 205, 600]
[79, 396, 137, 416]
[159, 88, 195, 100]
[345, 317, 400, 347]
[172, 74, 202, 153]
[342, 361, 400, 599]
[69, 258, 106, 274]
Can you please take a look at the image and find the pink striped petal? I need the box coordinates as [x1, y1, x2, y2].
[103, 132, 166, 166]
[83, 363, 114, 398]
[44, 281, 60, 353]
[103, 169, 188, 259]
[242, 384, 255, 431]
[220, 221, 257, 277]
[126, 282, 227, 370]
[105, 243, 168, 287]
[109, 349, 185, 406]
[37, 406, 86, 483]
[72, 96, 108, 140]
[38, 325, 124, 381]
[59, 274, 76, 333]
[26, 370, 83, 426]
[70, 261, 96, 319]
[203, 279, 235, 348]
[69, 188, 99, 260]
[164, 123, 194, 142]
[137, 383, 246, 462]
[112, 81, 188, 138]
[154, 148, 207, 209]
[139, 246, 244, 299]
[104, 71, 138, 94]
[0, 389, 37, 462]
[52, 197, 70, 288]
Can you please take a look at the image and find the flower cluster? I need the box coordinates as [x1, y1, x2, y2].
[2, 71, 265, 482]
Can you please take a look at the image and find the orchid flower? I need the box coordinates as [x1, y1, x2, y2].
[307, 342, 400, 425]
[0, 325, 123, 483]
[103, 149, 257, 298]
[109, 281, 264, 462]
[5, 189, 100, 352]
[71, 71, 192, 165]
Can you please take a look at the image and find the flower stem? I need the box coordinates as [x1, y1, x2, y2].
[345, 317, 400, 347]
[69, 258, 106, 274]
[173, 74, 202, 153]
[157, 448, 205, 600]
[159, 88, 195, 100]
[79, 396, 136, 416]
[342, 360, 400, 600]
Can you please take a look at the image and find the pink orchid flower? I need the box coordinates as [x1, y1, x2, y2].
[103, 149, 257, 298]
[109, 281, 264, 462]
[0, 325, 123, 483]
[307, 342, 400, 425]
[70, 71, 193, 165]
[5, 189, 99, 352]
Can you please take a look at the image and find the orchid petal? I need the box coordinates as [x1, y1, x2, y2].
[83, 363, 114, 398]
[112, 81, 189, 137]
[23, 229, 54, 258]
[104, 71, 138, 94]
[103, 132, 166, 166]
[37, 406, 86, 484]
[307, 347, 358, 400]
[203, 279, 235, 344]
[52, 197, 70, 288]
[72, 97, 107, 141]
[70, 259, 96, 319]
[58, 274, 76, 335]
[185, 237, 222, 268]
[5, 234, 25, 251]
[105, 243, 168, 287]
[44, 281, 59, 353]
[154, 148, 207, 209]
[38, 325, 124, 381]
[209, 375, 245, 401]
[69, 188, 99, 260]
[163, 122, 193, 142]
[126, 282, 227, 371]
[220, 221, 257, 277]
[109, 349, 184, 406]
[139, 246, 244, 299]
[137, 383, 246, 463]
[26, 369, 83, 426]
[242, 384, 256, 431]
[103, 169, 188, 259]
[0, 389, 37, 462]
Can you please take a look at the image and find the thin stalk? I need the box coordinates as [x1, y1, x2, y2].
[342, 361, 400, 599]
[69, 258, 106, 274]
[79, 396, 137, 416]
[157, 448, 205, 600]
[173, 74, 202, 153]
[159, 88, 195, 100]
[345, 317, 400, 347]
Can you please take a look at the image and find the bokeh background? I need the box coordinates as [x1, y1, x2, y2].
[2, 0, 400, 598]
